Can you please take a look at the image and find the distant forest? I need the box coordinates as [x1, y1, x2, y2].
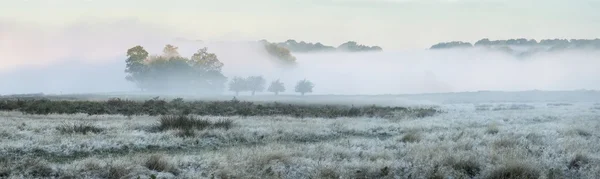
[430, 38, 600, 56]
[262, 39, 383, 53]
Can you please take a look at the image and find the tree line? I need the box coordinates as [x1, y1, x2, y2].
[263, 39, 383, 53]
[228, 76, 314, 96]
[430, 38, 600, 50]
[125, 45, 315, 95]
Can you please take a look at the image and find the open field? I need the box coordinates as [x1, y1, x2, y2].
[1, 96, 599, 178]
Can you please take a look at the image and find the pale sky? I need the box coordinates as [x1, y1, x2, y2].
[2, 0, 600, 49]
[1, 0, 600, 94]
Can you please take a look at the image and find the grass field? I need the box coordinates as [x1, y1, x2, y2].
[1, 97, 599, 179]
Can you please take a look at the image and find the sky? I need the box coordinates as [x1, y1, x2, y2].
[2, 0, 600, 50]
[1, 0, 600, 94]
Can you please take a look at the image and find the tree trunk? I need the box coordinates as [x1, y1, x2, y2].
[252, 91, 255, 96]
[275, 92, 279, 95]
[301, 92, 305, 96]
[235, 91, 239, 96]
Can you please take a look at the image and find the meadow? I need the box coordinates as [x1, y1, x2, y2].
[0, 94, 599, 179]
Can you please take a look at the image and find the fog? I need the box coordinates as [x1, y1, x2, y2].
[2, 20, 600, 95]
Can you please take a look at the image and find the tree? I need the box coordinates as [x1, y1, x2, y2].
[430, 41, 473, 49]
[267, 79, 285, 95]
[124, 45, 227, 94]
[295, 79, 314, 96]
[246, 76, 266, 96]
[228, 76, 246, 96]
[337, 41, 383, 52]
[125, 45, 149, 90]
[190, 47, 224, 72]
[262, 42, 297, 64]
[163, 44, 180, 58]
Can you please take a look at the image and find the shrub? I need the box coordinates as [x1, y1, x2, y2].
[486, 163, 540, 179]
[56, 123, 104, 135]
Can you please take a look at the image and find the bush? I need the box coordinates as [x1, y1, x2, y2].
[56, 123, 104, 135]
[486, 163, 540, 179]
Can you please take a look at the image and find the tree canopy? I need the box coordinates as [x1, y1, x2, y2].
[227, 76, 266, 96]
[246, 76, 266, 96]
[276, 39, 336, 53]
[268, 79, 285, 95]
[124, 45, 227, 94]
[263, 39, 383, 54]
[295, 79, 314, 96]
[429, 38, 600, 57]
[228, 76, 246, 96]
[262, 42, 297, 65]
[430, 41, 473, 49]
[337, 41, 383, 52]
[431, 38, 600, 50]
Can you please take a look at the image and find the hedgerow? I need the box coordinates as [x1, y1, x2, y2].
[0, 98, 439, 118]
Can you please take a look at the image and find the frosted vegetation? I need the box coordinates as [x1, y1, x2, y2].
[0, 99, 599, 178]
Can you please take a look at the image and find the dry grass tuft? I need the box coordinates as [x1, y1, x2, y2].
[486, 123, 500, 135]
[175, 128, 196, 138]
[159, 115, 212, 131]
[213, 119, 234, 130]
[445, 157, 482, 177]
[568, 154, 590, 170]
[107, 163, 131, 179]
[19, 159, 54, 177]
[546, 168, 563, 179]
[144, 154, 175, 173]
[493, 138, 518, 149]
[574, 129, 592, 137]
[401, 131, 421, 143]
[56, 122, 103, 135]
[159, 115, 233, 131]
[486, 162, 540, 179]
[318, 168, 340, 179]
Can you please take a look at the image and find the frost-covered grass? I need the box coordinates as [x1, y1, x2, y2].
[0, 102, 599, 178]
